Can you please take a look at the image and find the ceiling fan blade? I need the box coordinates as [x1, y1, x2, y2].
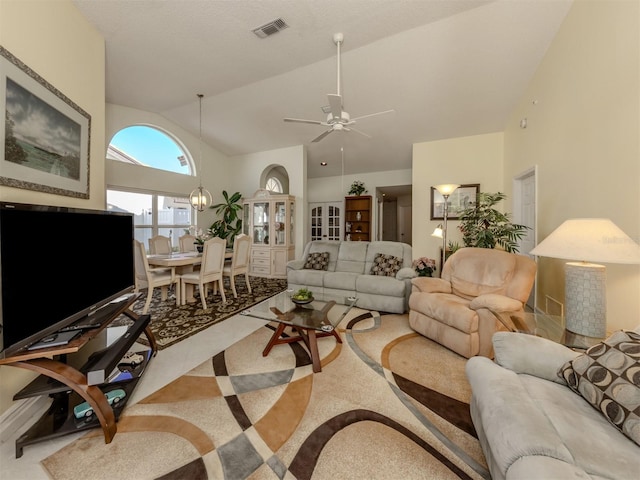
[327, 94, 342, 119]
[311, 129, 334, 143]
[284, 117, 324, 125]
[344, 126, 372, 138]
[351, 109, 395, 122]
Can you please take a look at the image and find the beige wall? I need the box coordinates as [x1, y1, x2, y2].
[412, 133, 504, 264]
[504, 0, 640, 331]
[0, 0, 105, 414]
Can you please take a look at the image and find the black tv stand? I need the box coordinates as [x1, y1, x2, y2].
[0, 294, 157, 458]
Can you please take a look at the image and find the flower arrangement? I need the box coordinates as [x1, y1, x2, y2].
[412, 257, 436, 277]
[193, 228, 212, 245]
[348, 180, 367, 196]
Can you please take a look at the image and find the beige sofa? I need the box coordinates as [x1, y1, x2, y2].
[287, 240, 415, 313]
[408, 247, 536, 358]
[467, 330, 640, 479]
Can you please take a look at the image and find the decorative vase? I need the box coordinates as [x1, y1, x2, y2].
[196, 245, 203, 253]
[356, 211, 362, 221]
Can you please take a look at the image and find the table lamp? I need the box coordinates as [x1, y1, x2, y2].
[529, 218, 640, 337]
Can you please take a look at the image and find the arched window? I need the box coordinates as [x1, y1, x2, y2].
[108, 125, 192, 175]
[266, 177, 282, 193]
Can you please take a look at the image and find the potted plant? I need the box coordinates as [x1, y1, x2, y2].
[457, 192, 528, 253]
[348, 180, 367, 196]
[209, 190, 243, 247]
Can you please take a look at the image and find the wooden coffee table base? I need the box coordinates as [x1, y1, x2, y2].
[262, 303, 342, 373]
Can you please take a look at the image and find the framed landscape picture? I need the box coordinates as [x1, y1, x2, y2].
[430, 183, 480, 220]
[1, 46, 90, 198]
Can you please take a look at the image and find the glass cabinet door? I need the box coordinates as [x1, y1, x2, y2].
[242, 202, 249, 236]
[289, 200, 295, 245]
[252, 202, 269, 245]
[274, 201, 286, 245]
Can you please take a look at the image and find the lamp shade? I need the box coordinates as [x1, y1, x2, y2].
[530, 218, 640, 264]
[434, 184, 460, 196]
[431, 225, 443, 238]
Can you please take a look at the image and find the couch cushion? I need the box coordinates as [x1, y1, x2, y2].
[558, 329, 640, 446]
[356, 274, 406, 297]
[304, 251, 329, 270]
[308, 241, 341, 272]
[335, 242, 367, 273]
[324, 271, 359, 291]
[409, 293, 478, 333]
[287, 269, 325, 288]
[369, 253, 403, 276]
[445, 248, 517, 300]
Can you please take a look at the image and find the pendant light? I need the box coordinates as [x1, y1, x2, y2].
[190, 94, 212, 212]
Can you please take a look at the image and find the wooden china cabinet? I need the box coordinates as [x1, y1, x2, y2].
[243, 189, 295, 278]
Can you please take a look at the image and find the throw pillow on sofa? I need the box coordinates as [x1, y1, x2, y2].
[558, 329, 640, 446]
[370, 253, 403, 277]
[304, 252, 330, 270]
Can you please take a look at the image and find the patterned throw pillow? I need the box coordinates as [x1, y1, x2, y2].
[370, 253, 403, 277]
[558, 330, 640, 446]
[304, 252, 330, 270]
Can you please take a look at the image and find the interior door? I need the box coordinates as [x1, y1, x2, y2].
[309, 202, 342, 241]
[514, 168, 536, 310]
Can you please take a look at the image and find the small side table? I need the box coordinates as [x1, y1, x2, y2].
[497, 312, 605, 350]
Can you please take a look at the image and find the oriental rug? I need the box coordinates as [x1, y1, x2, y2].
[127, 276, 287, 350]
[43, 308, 490, 480]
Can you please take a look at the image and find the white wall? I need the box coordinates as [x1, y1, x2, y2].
[106, 103, 233, 230]
[503, 0, 640, 331]
[307, 168, 412, 244]
[0, 0, 105, 414]
[230, 145, 306, 257]
[412, 133, 504, 265]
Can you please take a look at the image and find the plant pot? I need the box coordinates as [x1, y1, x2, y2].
[196, 245, 203, 253]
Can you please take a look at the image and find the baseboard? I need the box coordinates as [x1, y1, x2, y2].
[0, 396, 48, 442]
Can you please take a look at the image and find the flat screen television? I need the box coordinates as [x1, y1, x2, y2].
[0, 202, 135, 355]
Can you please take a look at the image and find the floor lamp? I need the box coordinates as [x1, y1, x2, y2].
[530, 218, 640, 338]
[433, 184, 460, 275]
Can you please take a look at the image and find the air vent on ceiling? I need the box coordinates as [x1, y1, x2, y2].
[252, 18, 288, 38]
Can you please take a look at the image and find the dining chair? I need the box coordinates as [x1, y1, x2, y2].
[178, 234, 197, 252]
[133, 240, 180, 314]
[180, 237, 226, 309]
[148, 235, 172, 254]
[223, 234, 252, 298]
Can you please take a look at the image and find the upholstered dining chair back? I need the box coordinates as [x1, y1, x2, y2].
[180, 236, 226, 309]
[179, 234, 197, 252]
[149, 235, 172, 254]
[133, 239, 179, 314]
[223, 234, 252, 298]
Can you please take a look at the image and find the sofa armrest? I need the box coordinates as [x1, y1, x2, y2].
[286, 259, 305, 271]
[492, 332, 580, 384]
[469, 294, 522, 313]
[410, 277, 451, 294]
[396, 267, 417, 281]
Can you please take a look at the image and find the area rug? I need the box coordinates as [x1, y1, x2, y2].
[42, 308, 490, 480]
[128, 276, 287, 349]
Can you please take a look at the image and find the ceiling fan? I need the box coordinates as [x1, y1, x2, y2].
[284, 32, 394, 143]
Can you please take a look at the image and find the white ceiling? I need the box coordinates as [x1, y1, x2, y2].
[72, 0, 572, 179]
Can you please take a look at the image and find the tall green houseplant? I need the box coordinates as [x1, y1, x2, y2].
[457, 192, 528, 253]
[209, 190, 243, 246]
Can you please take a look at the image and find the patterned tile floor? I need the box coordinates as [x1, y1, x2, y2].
[0, 314, 268, 480]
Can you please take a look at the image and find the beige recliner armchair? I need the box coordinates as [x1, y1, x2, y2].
[409, 247, 536, 358]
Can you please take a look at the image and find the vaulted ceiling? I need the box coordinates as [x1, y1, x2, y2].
[73, 0, 573, 178]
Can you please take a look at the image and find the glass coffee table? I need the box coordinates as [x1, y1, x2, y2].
[241, 291, 358, 372]
[495, 311, 605, 350]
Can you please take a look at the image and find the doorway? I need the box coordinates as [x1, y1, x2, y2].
[377, 185, 412, 244]
[513, 166, 537, 310]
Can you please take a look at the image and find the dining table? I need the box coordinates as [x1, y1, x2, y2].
[147, 250, 232, 304]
